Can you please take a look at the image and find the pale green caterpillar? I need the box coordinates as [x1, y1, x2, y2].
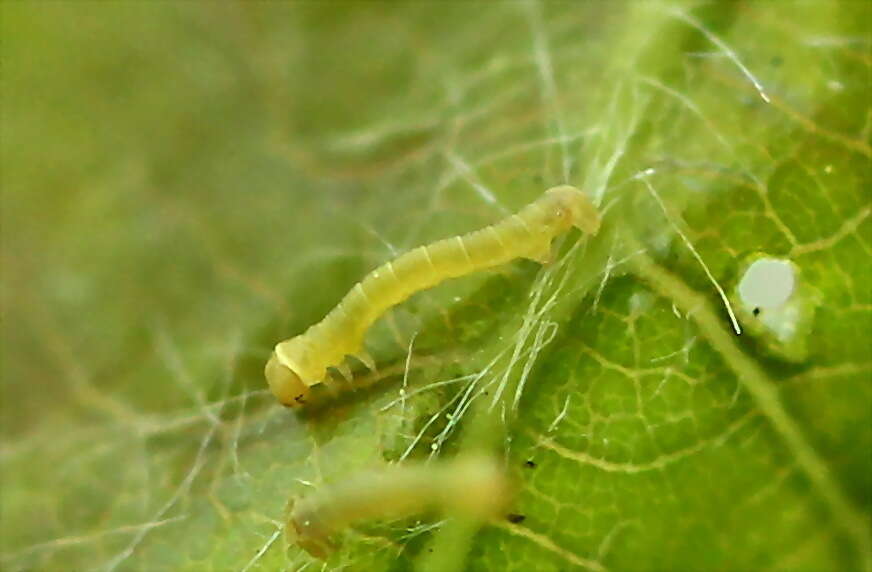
[288, 455, 510, 559]
[266, 185, 600, 406]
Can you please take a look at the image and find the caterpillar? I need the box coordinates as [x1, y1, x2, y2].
[266, 185, 600, 406]
[288, 455, 510, 559]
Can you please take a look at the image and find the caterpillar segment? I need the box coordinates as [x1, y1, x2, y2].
[266, 185, 600, 406]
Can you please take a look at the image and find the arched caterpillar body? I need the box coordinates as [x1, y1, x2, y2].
[266, 185, 599, 406]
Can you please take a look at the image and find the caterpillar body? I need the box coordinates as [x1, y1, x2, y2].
[266, 185, 599, 406]
[288, 455, 509, 559]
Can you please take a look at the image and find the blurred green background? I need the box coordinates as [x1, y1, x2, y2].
[2, 1, 870, 570]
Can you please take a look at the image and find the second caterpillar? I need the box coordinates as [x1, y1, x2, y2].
[265, 185, 600, 406]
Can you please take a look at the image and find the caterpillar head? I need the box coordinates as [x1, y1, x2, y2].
[265, 352, 311, 407]
[285, 498, 335, 560]
[545, 185, 601, 236]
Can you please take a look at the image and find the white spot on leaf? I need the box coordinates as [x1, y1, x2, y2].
[732, 254, 818, 362]
[738, 258, 795, 309]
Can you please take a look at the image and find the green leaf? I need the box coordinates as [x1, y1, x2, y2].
[2, 1, 869, 571]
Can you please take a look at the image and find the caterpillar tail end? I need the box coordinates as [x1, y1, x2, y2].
[265, 352, 311, 407]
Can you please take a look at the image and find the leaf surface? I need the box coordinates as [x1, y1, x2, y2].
[2, 2, 870, 571]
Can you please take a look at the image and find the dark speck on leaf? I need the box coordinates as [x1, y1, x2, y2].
[753, 307, 761, 316]
[524, 460, 536, 469]
[507, 513, 526, 523]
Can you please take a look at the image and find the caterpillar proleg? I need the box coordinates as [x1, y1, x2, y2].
[266, 185, 599, 406]
[287, 455, 510, 559]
